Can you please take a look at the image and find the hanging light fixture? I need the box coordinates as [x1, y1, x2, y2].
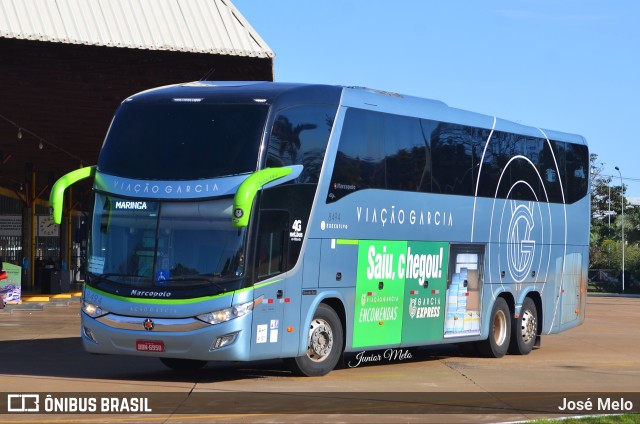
[2, 113, 87, 163]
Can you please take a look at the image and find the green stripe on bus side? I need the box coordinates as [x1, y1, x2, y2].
[336, 239, 359, 245]
[254, 279, 283, 288]
[85, 286, 247, 305]
[84, 279, 283, 305]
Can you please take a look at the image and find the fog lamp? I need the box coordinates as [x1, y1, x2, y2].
[211, 332, 239, 350]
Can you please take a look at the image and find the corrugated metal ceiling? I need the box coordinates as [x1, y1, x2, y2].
[0, 0, 274, 58]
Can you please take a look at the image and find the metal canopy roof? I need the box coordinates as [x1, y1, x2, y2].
[0, 0, 273, 58]
[0, 0, 274, 206]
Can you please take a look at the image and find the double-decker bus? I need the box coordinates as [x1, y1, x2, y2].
[50, 81, 589, 376]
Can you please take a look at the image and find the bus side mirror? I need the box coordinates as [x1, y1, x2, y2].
[49, 165, 96, 224]
[232, 167, 293, 228]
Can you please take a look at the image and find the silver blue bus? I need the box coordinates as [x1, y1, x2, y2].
[50, 82, 590, 376]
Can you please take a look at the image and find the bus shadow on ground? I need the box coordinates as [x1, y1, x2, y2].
[0, 337, 466, 384]
[0, 337, 287, 383]
[0, 337, 476, 383]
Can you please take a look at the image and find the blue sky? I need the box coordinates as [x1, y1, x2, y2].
[234, 0, 640, 199]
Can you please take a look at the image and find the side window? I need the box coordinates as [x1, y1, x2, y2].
[541, 140, 564, 203]
[260, 184, 315, 274]
[469, 127, 489, 196]
[476, 130, 504, 198]
[255, 210, 289, 281]
[508, 136, 544, 202]
[478, 131, 550, 201]
[328, 108, 430, 202]
[564, 142, 589, 203]
[266, 105, 337, 183]
[548, 139, 588, 204]
[328, 110, 583, 204]
[429, 122, 478, 196]
[384, 115, 430, 191]
[330, 108, 385, 201]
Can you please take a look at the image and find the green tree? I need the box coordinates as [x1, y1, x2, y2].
[590, 153, 640, 291]
[590, 155, 617, 269]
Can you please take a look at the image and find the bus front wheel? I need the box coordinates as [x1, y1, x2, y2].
[477, 297, 511, 358]
[286, 303, 344, 377]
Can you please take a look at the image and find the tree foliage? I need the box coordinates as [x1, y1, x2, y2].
[590, 154, 640, 290]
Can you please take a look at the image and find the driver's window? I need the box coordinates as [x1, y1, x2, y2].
[255, 210, 289, 280]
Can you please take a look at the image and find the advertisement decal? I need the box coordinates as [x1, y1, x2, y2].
[0, 263, 22, 304]
[352, 240, 449, 348]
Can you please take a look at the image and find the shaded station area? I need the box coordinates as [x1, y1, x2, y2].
[0, 0, 274, 295]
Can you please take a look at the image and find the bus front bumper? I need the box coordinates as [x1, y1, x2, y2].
[80, 312, 252, 362]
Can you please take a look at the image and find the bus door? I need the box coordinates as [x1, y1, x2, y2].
[443, 245, 485, 339]
[250, 209, 289, 358]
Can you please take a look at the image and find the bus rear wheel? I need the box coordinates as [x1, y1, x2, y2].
[160, 357, 208, 371]
[286, 303, 344, 377]
[477, 297, 511, 358]
[508, 297, 538, 355]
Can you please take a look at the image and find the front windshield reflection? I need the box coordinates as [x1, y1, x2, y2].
[89, 195, 245, 289]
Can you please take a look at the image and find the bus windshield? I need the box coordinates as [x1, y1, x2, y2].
[97, 102, 268, 180]
[88, 194, 246, 290]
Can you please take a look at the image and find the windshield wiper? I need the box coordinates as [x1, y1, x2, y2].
[92, 273, 147, 281]
[159, 275, 228, 292]
[97, 273, 146, 279]
[89, 273, 150, 285]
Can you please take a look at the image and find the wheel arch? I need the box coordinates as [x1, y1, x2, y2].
[321, 297, 346, 337]
[298, 292, 347, 356]
[481, 289, 515, 340]
[497, 290, 516, 318]
[285, 294, 347, 376]
[320, 297, 347, 361]
[477, 291, 513, 358]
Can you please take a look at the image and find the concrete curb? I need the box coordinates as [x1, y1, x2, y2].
[587, 292, 640, 298]
[1, 292, 82, 313]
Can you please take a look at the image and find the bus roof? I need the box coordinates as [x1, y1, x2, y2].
[126, 81, 586, 145]
[126, 81, 343, 107]
[340, 85, 586, 145]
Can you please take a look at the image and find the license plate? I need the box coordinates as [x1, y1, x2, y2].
[136, 340, 165, 352]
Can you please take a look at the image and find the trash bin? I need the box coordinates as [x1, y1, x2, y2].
[41, 269, 62, 294]
[60, 269, 71, 292]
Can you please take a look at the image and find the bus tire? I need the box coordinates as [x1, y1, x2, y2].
[160, 357, 208, 371]
[508, 297, 538, 355]
[285, 303, 344, 377]
[478, 297, 511, 358]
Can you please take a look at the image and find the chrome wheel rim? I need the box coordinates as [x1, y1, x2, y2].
[307, 318, 333, 362]
[521, 309, 537, 344]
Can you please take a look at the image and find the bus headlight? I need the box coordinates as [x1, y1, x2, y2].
[82, 300, 109, 318]
[197, 296, 263, 325]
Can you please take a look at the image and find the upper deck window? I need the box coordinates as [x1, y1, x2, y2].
[328, 108, 588, 204]
[98, 103, 268, 180]
[265, 104, 338, 184]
